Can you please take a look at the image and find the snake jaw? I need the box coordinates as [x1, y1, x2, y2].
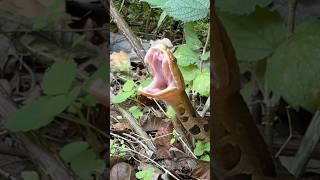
[139, 44, 185, 99]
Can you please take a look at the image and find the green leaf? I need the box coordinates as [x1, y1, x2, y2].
[194, 142, 205, 156]
[60, 142, 105, 179]
[165, 106, 176, 118]
[179, 64, 200, 81]
[157, 11, 167, 28]
[81, 94, 97, 107]
[240, 81, 256, 103]
[21, 171, 40, 180]
[42, 58, 77, 95]
[140, 78, 152, 88]
[6, 88, 79, 132]
[145, 168, 155, 179]
[111, 91, 134, 104]
[140, 0, 168, 6]
[72, 34, 86, 48]
[193, 69, 210, 96]
[184, 22, 202, 50]
[83, 65, 108, 90]
[136, 171, 146, 179]
[201, 154, 210, 161]
[123, 80, 135, 92]
[71, 150, 104, 178]
[161, 0, 209, 21]
[266, 21, 320, 112]
[60, 141, 89, 162]
[204, 142, 210, 152]
[200, 52, 210, 61]
[220, 7, 286, 61]
[32, 17, 49, 29]
[216, 0, 272, 15]
[174, 44, 199, 66]
[129, 106, 143, 119]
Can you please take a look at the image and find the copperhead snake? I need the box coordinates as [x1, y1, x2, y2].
[138, 7, 295, 180]
[139, 44, 209, 142]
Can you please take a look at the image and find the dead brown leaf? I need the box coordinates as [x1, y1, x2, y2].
[110, 51, 131, 71]
[112, 122, 132, 132]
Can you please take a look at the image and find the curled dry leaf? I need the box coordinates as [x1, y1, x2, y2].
[154, 123, 174, 158]
[110, 51, 131, 71]
[110, 162, 136, 180]
[176, 157, 210, 180]
[111, 122, 132, 132]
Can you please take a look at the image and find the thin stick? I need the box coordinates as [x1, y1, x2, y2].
[275, 106, 293, 158]
[287, 0, 298, 37]
[124, 147, 180, 180]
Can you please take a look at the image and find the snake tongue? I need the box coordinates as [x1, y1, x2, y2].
[139, 47, 177, 97]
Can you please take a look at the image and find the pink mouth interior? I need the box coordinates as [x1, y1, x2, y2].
[141, 48, 176, 94]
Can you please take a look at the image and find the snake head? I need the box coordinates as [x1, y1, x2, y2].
[139, 44, 185, 101]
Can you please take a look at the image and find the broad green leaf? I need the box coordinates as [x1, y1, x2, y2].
[216, 0, 272, 14]
[200, 52, 210, 61]
[194, 142, 205, 156]
[179, 64, 200, 81]
[220, 7, 286, 61]
[135, 171, 146, 179]
[174, 44, 199, 66]
[144, 168, 155, 179]
[71, 150, 104, 178]
[123, 80, 135, 92]
[111, 91, 134, 104]
[60, 142, 105, 179]
[129, 106, 143, 119]
[204, 142, 210, 152]
[82, 94, 97, 107]
[240, 81, 256, 103]
[193, 69, 210, 96]
[140, 78, 152, 88]
[184, 22, 202, 50]
[165, 106, 176, 118]
[140, 0, 168, 6]
[201, 154, 210, 161]
[266, 21, 320, 112]
[42, 58, 76, 95]
[21, 171, 40, 180]
[6, 88, 79, 131]
[239, 62, 251, 74]
[83, 65, 108, 90]
[161, 0, 209, 21]
[157, 11, 167, 28]
[60, 141, 89, 162]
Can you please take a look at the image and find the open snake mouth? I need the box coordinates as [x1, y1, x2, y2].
[139, 47, 177, 97]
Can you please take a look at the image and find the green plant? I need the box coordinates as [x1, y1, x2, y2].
[165, 106, 176, 118]
[60, 142, 105, 179]
[112, 78, 152, 104]
[170, 129, 177, 144]
[110, 139, 128, 158]
[140, 0, 211, 97]
[5, 57, 107, 131]
[135, 167, 156, 180]
[194, 140, 210, 161]
[129, 106, 143, 119]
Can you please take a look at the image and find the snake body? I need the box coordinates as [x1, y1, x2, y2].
[139, 7, 295, 179]
[139, 44, 209, 141]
